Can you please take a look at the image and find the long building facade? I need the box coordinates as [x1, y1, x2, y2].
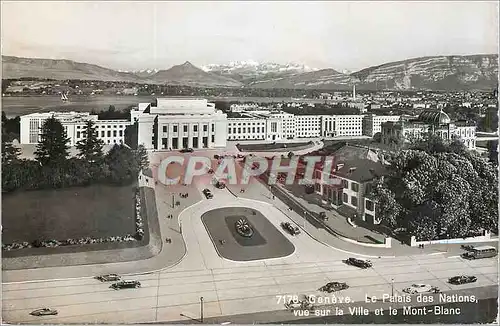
[19, 99, 478, 152]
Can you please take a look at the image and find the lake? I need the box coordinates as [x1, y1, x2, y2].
[1, 95, 329, 118]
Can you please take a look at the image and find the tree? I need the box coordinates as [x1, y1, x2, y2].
[76, 120, 104, 163]
[373, 137, 498, 239]
[134, 144, 149, 170]
[106, 144, 139, 184]
[2, 136, 20, 165]
[35, 117, 70, 166]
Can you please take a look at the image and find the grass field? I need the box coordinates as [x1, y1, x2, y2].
[2, 184, 136, 243]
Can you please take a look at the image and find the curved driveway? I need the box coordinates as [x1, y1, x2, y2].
[2, 182, 498, 323]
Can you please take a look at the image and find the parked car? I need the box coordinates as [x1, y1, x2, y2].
[281, 222, 300, 235]
[461, 244, 474, 251]
[30, 308, 58, 316]
[215, 181, 226, 189]
[402, 284, 440, 294]
[448, 275, 477, 285]
[344, 257, 372, 269]
[110, 280, 141, 290]
[319, 282, 349, 293]
[284, 297, 314, 311]
[180, 148, 194, 153]
[95, 274, 121, 282]
[202, 189, 213, 199]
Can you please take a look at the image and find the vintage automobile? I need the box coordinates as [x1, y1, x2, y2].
[448, 275, 477, 285]
[95, 274, 121, 282]
[180, 148, 194, 153]
[281, 222, 301, 235]
[110, 280, 141, 290]
[284, 297, 314, 312]
[319, 282, 349, 293]
[215, 181, 226, 189]
[30, 308, 58, 316]
[344, 257, 373, 269]
[202, 189, 214, 199]
[402, 284, 440, 294]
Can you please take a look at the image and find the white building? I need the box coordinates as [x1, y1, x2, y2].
[329, 115, 364, 137]
[381, 110, 477, 150]
[134, 98, 227, 150]
[362, 114, 401, 137]
[20, 112, 128, 146]
[227, 118, 267, 140]
[295, 115, 322, 138]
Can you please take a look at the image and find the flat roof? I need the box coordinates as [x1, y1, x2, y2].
[473, 245, 497, 251]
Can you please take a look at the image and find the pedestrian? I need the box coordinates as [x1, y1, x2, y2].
[272, 195, 275, 200]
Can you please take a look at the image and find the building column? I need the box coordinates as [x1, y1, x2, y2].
[188, 123, 194, 148]
[167, 124, 173, 150]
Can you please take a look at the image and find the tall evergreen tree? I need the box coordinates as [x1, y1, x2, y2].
[76, 120, 104, 163]
[134, 144, 149, 170]
[34, 116, 70, 166]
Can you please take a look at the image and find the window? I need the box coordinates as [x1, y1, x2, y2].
[212, 124, 214, 132]
[112, 130, 116, 137]
[365, 200, 374, 211]
[173, 126, 178, 133]
[351, 196, 358, 207]
[228, 128, 231, 134]
[107, 130, 111, 137]
[101, 131, 105, 137]
[203, 125, 208, 132]
[163, 126, 167, 132]
[194, 125, 198, 132]
[342, 180, 349, 188]
[77, 131, 81, 138]
[342, 193, 348, 203]
[351, 182, 359, 192]
[211, 135, 215, 143]
[183, 125, 188, 132]
[119, 130, 123, 136]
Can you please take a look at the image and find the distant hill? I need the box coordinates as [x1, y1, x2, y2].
[350, 55, 499, 91]
[148, 61, 242, 87]
[1, 56, 143, 82]
[2, 54, 498, 90]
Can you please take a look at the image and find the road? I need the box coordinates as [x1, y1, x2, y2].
[2, 184, 498, 323]
[2, 151, 498, 323]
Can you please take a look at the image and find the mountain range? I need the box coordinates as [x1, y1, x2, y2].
[2, 54, 498, 90]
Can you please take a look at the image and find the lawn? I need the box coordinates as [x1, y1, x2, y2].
[2, 184, 136, 244]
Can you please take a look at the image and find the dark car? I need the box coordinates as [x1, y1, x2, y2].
[202, 188, 213, 199]
[344, 257, 372, 269]
[180, 148, 194, 153]
[281, 222, 301, 235]
[110, 280, 141, 290]
[319, 282, 349, 293]
[30, 308, 58, 316]
[95, 274, 121, 282]
[215, 181, 226, 189]
[448, 275, 477, 285]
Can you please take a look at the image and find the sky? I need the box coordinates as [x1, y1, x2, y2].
[1, 1, 498, 72]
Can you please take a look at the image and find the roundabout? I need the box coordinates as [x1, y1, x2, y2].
[201, 207, 295, 261]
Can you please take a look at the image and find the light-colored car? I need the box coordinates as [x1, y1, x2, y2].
[403, 283, 440, 294]
[30, 308, 58, 316]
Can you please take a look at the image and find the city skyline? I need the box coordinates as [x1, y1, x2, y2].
[1, 1, 499, 72]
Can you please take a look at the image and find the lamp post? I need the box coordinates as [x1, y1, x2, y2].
[172, 194, 175, 208]
[391, 278, 394, 297]
[200, 296, 204, 323]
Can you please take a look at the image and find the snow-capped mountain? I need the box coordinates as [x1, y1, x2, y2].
[202, 61, 318, 83]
